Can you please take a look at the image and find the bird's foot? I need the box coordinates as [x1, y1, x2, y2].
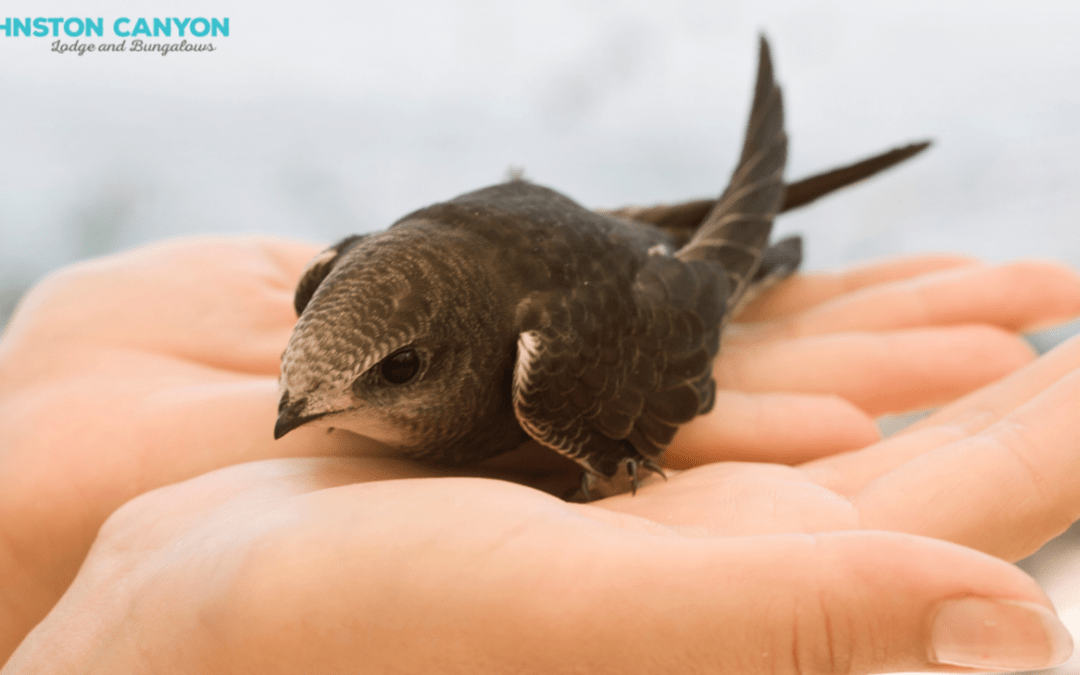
[565, 458, 667, 502]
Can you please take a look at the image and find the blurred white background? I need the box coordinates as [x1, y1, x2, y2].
[2, 1, 1080, 670]
[3, 2, 1080, 288]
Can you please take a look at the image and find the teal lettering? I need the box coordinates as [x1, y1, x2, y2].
[0, 18, 10, 36]
[47, 18, 63, 36]
[211, 17, 228, 37]
[172, 17, 190, 36]
[113, 17, 130, 37]
[85, 18, 103, 36]
[189, 17, 209, 37]
[13, 18, 31, 36]
[153, 18, 170, 36]
[32, 18, 48, 36]
[132, 17, 150, 37]
[63, 18, 83, 37]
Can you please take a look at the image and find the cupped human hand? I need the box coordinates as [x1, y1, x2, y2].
[14, 316, 1080, 673]
[8, 359, 1080, 675]
[0, 237, 1077, 661]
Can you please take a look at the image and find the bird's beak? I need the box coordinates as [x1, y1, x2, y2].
[274, 392, 328, 440]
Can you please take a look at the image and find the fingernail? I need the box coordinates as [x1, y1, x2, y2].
[931, 598, 1073, 670]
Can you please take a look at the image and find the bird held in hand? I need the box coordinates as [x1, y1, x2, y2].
[275, 37, 930, 499]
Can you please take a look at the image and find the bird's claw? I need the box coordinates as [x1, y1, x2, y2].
[626, 457, 667, 495]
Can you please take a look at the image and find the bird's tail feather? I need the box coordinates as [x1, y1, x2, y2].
[600, 141, 932, 240]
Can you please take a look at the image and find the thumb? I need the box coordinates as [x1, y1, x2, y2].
[565, 529, 1072, 674]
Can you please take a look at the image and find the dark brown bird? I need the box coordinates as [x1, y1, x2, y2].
[275, 37, 929, 497]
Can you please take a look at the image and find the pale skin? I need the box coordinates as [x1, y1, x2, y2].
[3, 237, 1080, 673]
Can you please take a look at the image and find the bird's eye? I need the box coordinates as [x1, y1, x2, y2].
[379, 348, 421, 384]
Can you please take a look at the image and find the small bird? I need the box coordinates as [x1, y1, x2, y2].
[275, 36, 929, 498]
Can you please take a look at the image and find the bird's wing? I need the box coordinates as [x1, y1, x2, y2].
[292, 235, 368, 316]
[511, 253, 726, 480]
[509, 38, 781, 482]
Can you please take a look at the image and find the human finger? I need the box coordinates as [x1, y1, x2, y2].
[736, 254, 979, 322]
[718, 325, 1035, 416]
[6, 237, 322, 376]
[805, 333, 1080, 497]
[613, 530, 1070, 674]
[591, 502, 1072, 673]
[254, 236, 329, 285]
[911, 332, 1080, 434]
[763, 261, 1080, 339]
[666, 390, 879, 467]
[851, 358, 1080, 562]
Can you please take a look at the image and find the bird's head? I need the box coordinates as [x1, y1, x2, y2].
[275, 224, 520, 462]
